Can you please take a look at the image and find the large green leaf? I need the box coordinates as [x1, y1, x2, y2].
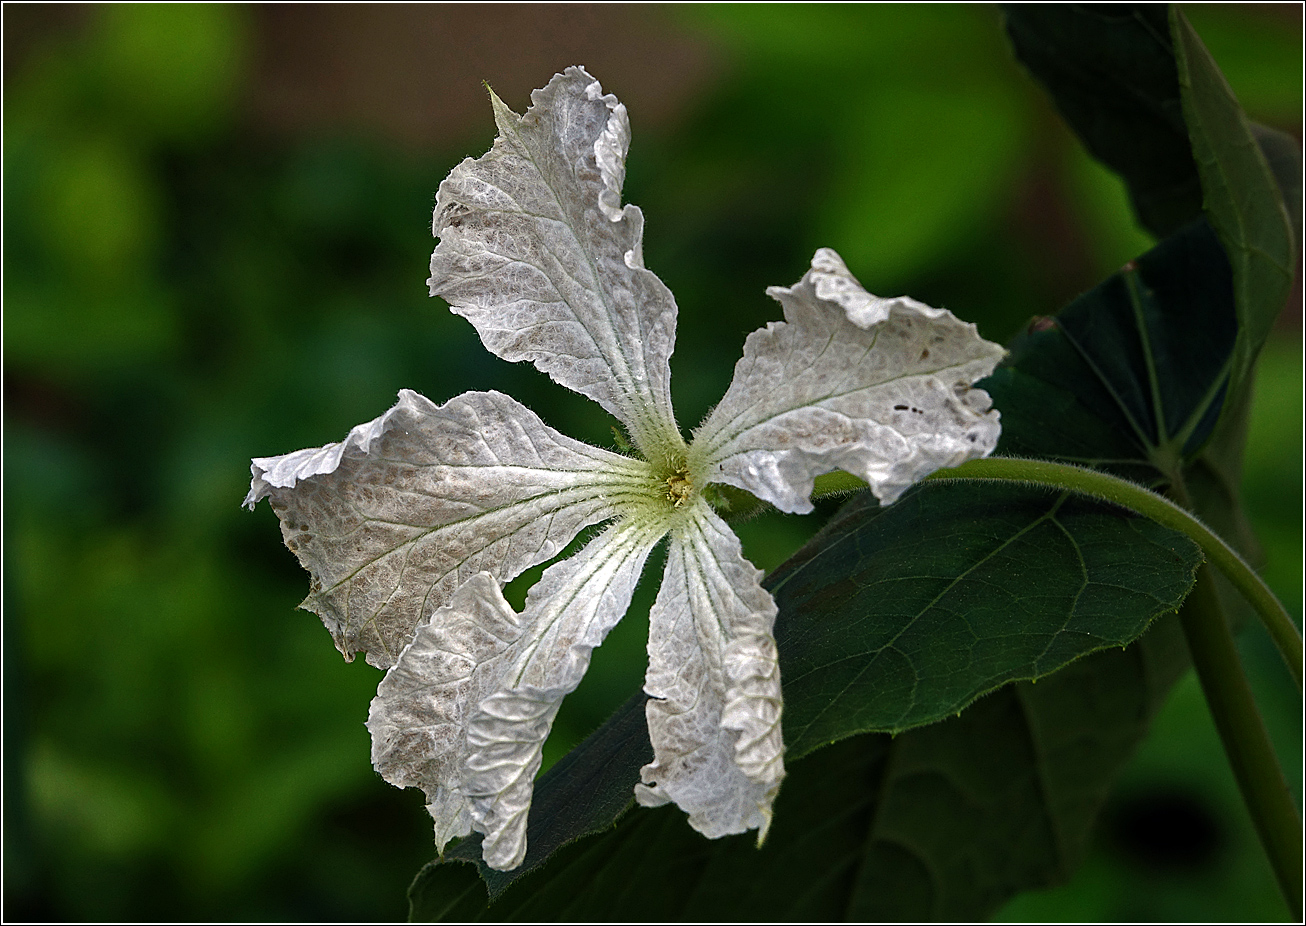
[765, 483, 1199, 755]
[407, 482, 1200, 919]
[410, 611, 1194, 921]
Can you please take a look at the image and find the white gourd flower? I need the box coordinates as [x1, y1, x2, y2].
[244, 67, 1004, 872]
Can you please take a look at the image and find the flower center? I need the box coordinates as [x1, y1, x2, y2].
[664, 466, 693, 509]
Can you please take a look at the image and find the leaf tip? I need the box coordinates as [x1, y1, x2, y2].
[485, 81, 519, 134]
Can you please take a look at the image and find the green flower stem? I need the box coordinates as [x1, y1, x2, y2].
[813, 458, 1303, 687]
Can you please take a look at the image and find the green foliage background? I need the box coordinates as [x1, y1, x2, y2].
[3, 4, 1300, 920]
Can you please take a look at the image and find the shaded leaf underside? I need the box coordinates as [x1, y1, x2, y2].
[983, 218, 1236, 480]
[1003, 4, 1199, 239]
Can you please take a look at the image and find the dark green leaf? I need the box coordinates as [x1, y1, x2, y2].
[985, 217, 1237, 475]
[985, 207, 1262, 636]
[987, 9, 1282, 618]
[408, 482, 1200, 919]
[409, 614, 1193, 921]
[1171, 8, 1296, 402]
[1002, 5, 1201, 238]
[767, 482, 1199, 756]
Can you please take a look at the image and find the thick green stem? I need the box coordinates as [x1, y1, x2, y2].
[1166, 474, 1302, 920]
[822, 457, 1303, 687]
[1179, 562, 1303, 916]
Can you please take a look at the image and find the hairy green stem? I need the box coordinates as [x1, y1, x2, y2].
[814, 458, 1304, 687]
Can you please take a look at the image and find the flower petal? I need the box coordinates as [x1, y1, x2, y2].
[367, 572, 518, 856]
[428, 66, 682, 458]
[372, 520, 662, 870]
[692, 249, 1005, 513]
[462, 518, 663, 870]
[636, 499, 784, 842]
[245, 389, 651, 668]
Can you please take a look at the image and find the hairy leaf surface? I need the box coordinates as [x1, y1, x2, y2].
[767, 482, 1198, 756]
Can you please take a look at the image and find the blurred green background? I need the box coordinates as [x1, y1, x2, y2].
[3, 4, 1300, 921]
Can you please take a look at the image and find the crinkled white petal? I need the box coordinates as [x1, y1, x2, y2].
[367, 572, 520, 856]
[428, 66, 681, 457]
[590, 78, 630, 223]
[807, 247, 947, 328]
[692, 248, 1005, 513]
[636, 498, 784, 843]
[245, 389, 652, 667]
[370, 517, 658, 872]
[367, 516, 662, 871]
[244, 401, 399, 504]
[461, 518, 662, 870]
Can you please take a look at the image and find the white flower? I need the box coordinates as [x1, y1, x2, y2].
[244, 67, 1004, 872]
